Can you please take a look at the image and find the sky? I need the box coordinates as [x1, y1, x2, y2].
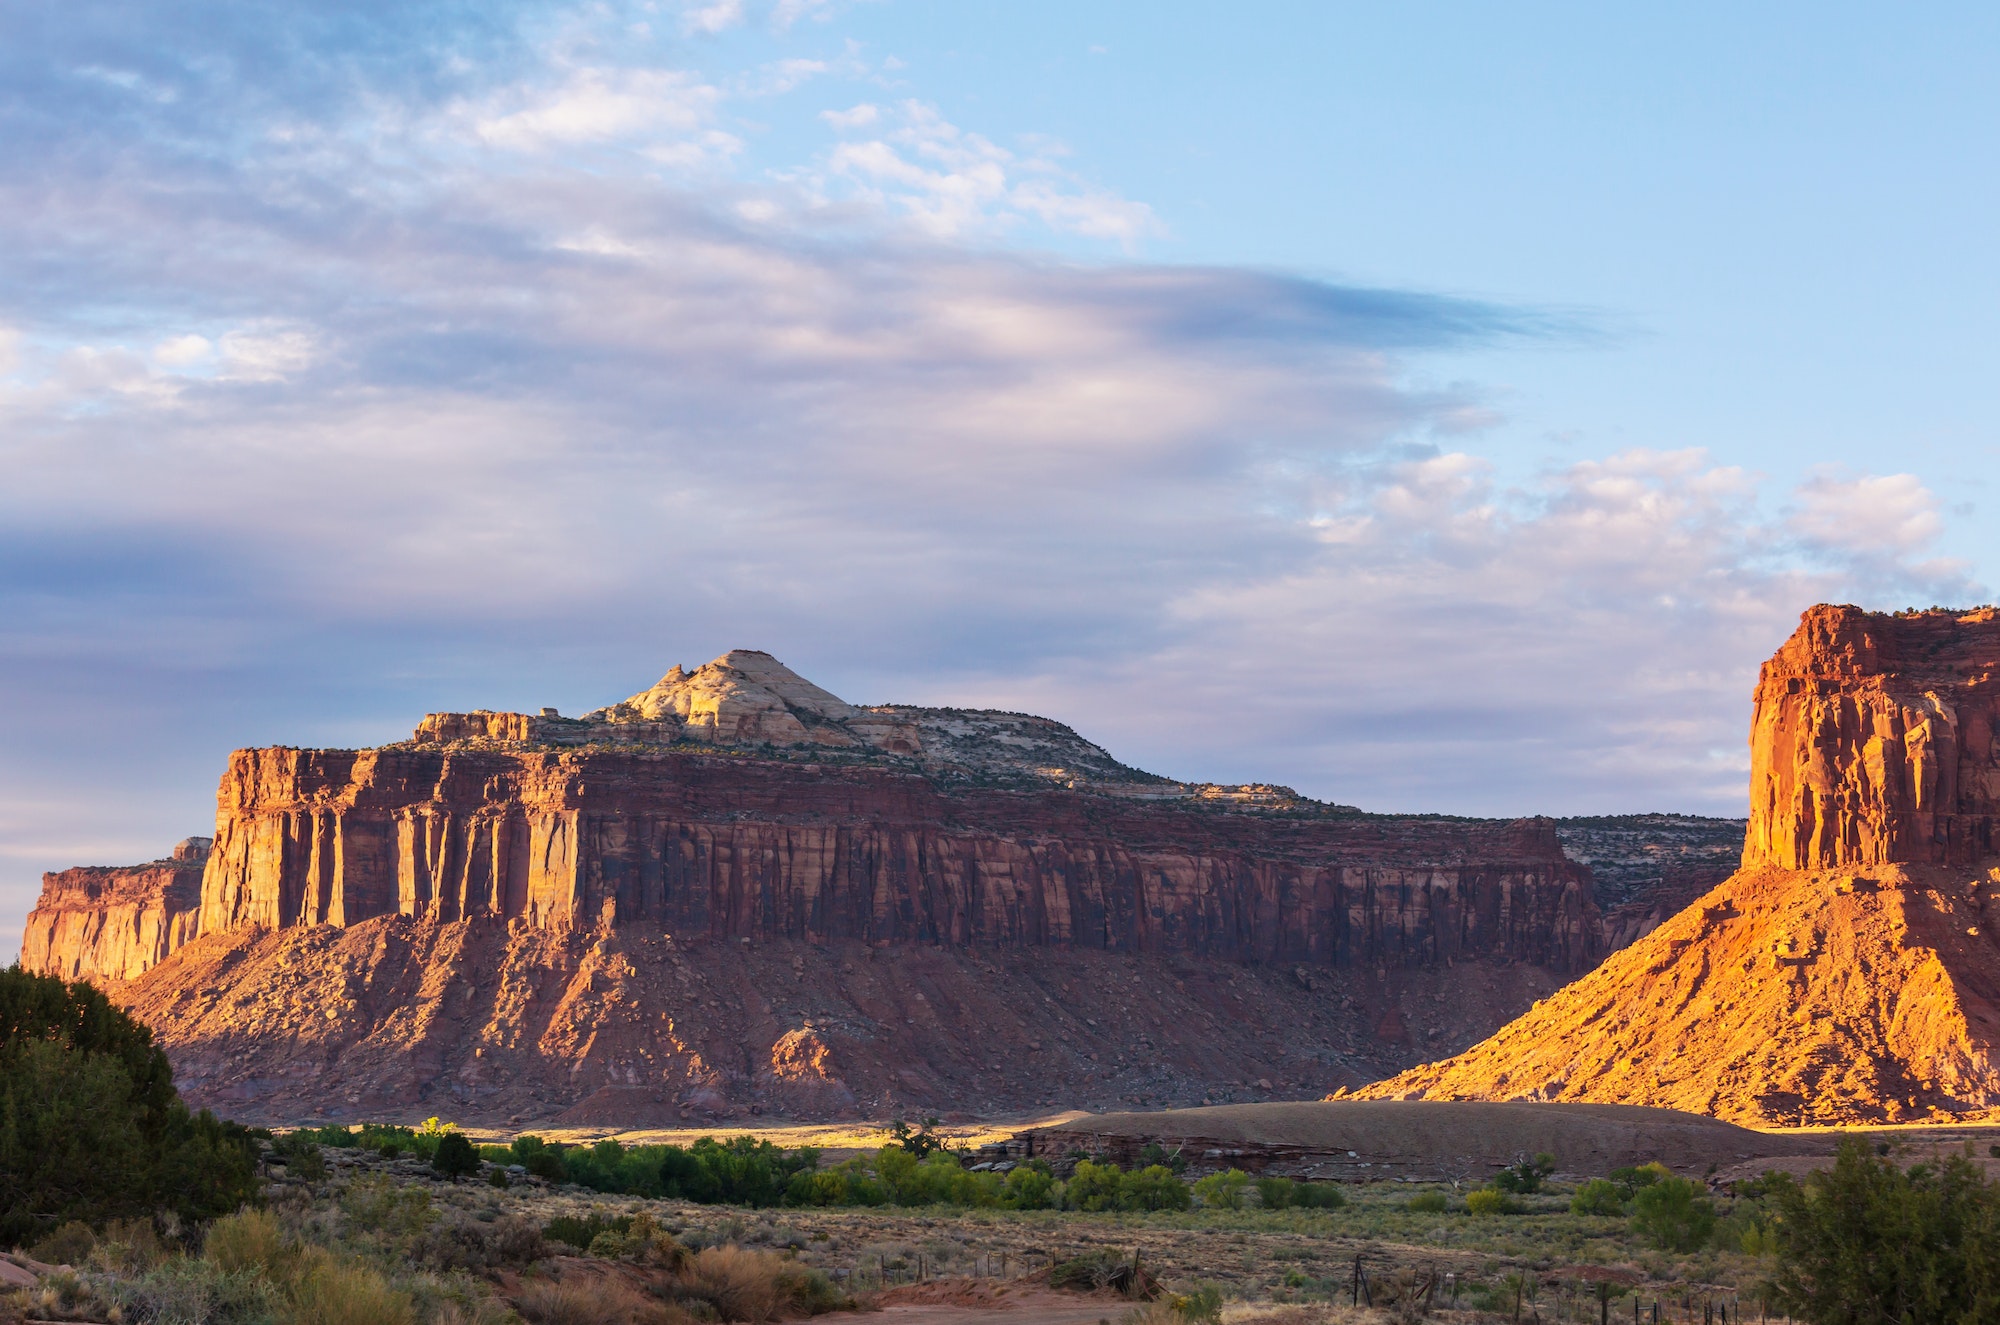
[3, 1, 1996, 951]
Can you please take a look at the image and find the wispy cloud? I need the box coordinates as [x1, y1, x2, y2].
[809, 100, 1161, 244]
[0, 0, 1979, 946]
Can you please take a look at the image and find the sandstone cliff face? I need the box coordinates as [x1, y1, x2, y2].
[190, 743, 1599, 972]
[21, 838, 210, 982]
[31, 649, 1606, 1123]
[1747, 604, 2000, 868]
[1357, 605, 2000, 1125]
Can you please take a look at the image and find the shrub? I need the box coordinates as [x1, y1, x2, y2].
[518, 1278, 683, 1325]
[1001, 1164, 1055, 1209]
[1608, 1162, 1670, 1200]
[205, 1208, 289, 1276]
[1255, 1177, 1296, 1209]
[1764, 1138, 2000, 1323]
[1168, 1283, 1224, 1323]
[275, 1131, 328, 1182]
[886, 1116, 949, 1157]
[1571, 1177, 1625, 1216]
[287, 1251, 417, 1325]
[0, 969, 260, 1245]
[1493, 1153, 1557, 1194]
[1192, 1169, 1249, 1210]
[103, 1252, 280, 1324]
[340, 1174, 436, 1237]
[679, 1245, 784, 1322]
[30, 1219, 97, 1265]
[411, 1212, 548, 1270]
[433, 1131, 480, 1181]
[545, 1213, 633, 1252]
[1124, 1164, 1193, 1211]
[1465, 1187, 1516, 1216]
[1630, 1176, 1717, 1252]
[1406, 1191, 1449, 1212]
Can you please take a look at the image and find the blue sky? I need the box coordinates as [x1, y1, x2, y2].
[2, 1, 1993, 949]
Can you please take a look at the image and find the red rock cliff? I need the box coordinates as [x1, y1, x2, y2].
[1747, 604, 2000, 868]
[193, 744, 1600, 973]
[21, 838, 210, 981]
[32, 650, 1609, 1124]
[1359, 605, 2000, 1125]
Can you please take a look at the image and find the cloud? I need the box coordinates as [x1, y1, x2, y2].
[821, 102, 878, 130]
[680, 0, 746, 36]
[153, 334, 213, 367]
[815, 100, 1163, 244]
[467, 66, 738, 160]
[0, 0, 1981, 946]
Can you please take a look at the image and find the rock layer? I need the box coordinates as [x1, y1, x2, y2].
[1748, 604, 2000, 868]
[19, 838, 210, 982]
[27, 649, 1605, 1123]
[1356, 605, 2000, 1125]
[189, 743, 1601, 971]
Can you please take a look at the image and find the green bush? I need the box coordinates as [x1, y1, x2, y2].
[1192, 1169, 1249, 1210]
[431, 1131, 480, 1181]
[885, 1116, 948, 1157]
[1608, 1161, 1670, 1200]
[275, 1131, 328, 1182]
[1764, 1139, 2000, 1323]
[544, 1213, 631, 1252]
[1406, 1191, 1449, 1212]
[1465, 1187, 1517, 1216]
[0, 968, 260, 1245]
[1001, 1163, 1056, 1209]
[1494, 1153, 1557, 1194]
[1571, 1177, 1626, 1215]
[1630, 1175, 1717, 1251]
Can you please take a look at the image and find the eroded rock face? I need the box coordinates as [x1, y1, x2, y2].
[27, 649, 1605, 1122]
[1748, 604, 2000, 868]
[21, 838, 211, 982]
[1356, 605, 2000, 1125]
[190, 743, 1598, 970]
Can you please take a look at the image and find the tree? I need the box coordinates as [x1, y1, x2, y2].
[0, 967, 258, 1244]
[431, 1131, 480, 1181]
[1631, 1176, 1716, 1252]
[1192, 1169, 1249, 1210]
[1494, 1153, 1558, 1194]
[886, 1117, 947, 1158]
[1764, 1139, 2000, 1324]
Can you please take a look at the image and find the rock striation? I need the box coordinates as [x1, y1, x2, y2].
[1747, 606, 2000, 868]
[1354, 605, 2000, 1125]
[25, 649, 1605, 1123]
[19, 838, 211, 983]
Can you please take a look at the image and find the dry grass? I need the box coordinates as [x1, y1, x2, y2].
[205, 1208, 288, 1276]
[681, 1245, 789, 1322]
[284, 1250, 417, 1325]
[517, 1276, 689, 1325]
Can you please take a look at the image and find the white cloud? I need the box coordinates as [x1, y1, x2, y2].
[1791, 467, 1945, 555]
[680, 0, 746, 36]
[771, 0, 843, 30]
[217, 327, 316, 381]
[820, 102, 878, 130]
[153, 334, 213, 366]
[469, 67, 738, 162]
[815, 100, 1162, 244]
